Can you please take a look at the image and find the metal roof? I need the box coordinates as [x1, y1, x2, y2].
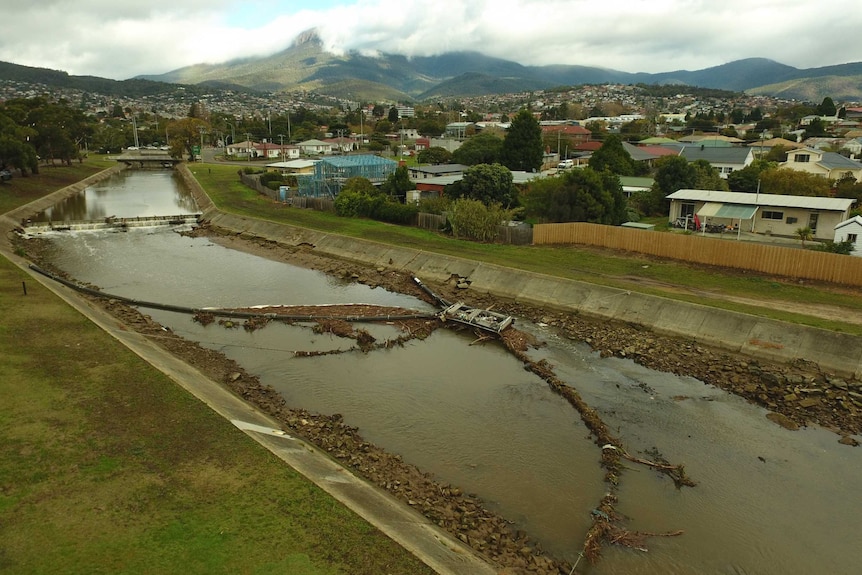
[667, 189, 854, 212]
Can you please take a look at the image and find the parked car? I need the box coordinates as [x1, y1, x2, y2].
[557, 159, 574, 169]
[0, 169, 12, 181]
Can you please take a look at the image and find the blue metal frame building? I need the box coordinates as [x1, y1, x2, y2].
[297, 154, 398, 198]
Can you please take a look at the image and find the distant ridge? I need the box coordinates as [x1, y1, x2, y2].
[3, 30, 861, 102]
[134, 32, 862, 101]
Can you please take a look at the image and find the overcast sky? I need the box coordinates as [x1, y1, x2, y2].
[3, 0, 861, 81]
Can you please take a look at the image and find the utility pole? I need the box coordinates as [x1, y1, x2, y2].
[278, 133, 285, 162]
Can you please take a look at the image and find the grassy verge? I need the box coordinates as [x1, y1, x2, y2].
[192, 163, 862, 335]
[0, 161, 111, 214]
[0, 161, 435, 575]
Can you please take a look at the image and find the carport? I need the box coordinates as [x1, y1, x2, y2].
[697, 202, 759, 238]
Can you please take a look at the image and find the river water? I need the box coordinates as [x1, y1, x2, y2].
[31, 171, 862, 574]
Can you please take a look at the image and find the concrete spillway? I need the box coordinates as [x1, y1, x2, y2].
[20, 214, 201, 235]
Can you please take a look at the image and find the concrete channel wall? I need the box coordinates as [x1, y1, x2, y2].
[197, 207, 862, 380]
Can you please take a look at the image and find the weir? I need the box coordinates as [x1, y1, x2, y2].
[20, 214, 202, 235]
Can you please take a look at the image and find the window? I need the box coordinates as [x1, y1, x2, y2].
[786, 217, 798, 224]
[848, 233, 858, 243]
[680, 203, 696, 218]
[794, 154, 810, 163]
[762, 211, 784, 220]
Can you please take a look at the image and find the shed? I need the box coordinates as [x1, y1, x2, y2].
[834, 215, 862, 257]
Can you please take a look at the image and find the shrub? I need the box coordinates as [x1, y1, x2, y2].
[448, 198, 517, 242]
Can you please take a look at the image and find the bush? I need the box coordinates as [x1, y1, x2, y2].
[334, 189, 418, 224]
[448, 198, 517, 242]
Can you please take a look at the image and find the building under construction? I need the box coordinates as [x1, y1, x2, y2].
[296, 154, 398, 198]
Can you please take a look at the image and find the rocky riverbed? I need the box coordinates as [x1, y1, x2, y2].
[16, 227, 861, 575]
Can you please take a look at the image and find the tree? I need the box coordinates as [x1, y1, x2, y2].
[500, 109, 543, 172]
[380, 165, 414, 200]
[523, 167, 627, 224]
[166, 117, 210, 161]
[795, 227, 813, 247]
[445, 163, 517, 208]
[691, 159, 729, 191]
[417, 146, 452, 165]
[803, 117, 828, 139]
[759, 168, 832, 196]
[451, 132, 503, 165]
[816, 97, 837, 117]
[727, 159, 773, 192]
[834, 172, 862, 204]
[588, 134, 635, 176]
[638, 155, 698, 216]
[388, 106, 400, 123]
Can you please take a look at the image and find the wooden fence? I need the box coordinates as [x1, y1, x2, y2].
[534, 222, 862, 287]
[417, 212, 445, 231]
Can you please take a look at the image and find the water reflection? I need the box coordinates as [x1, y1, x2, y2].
[32, 170, 198, 222]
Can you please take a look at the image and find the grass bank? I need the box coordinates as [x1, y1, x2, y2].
[192, 162, 862, 335]
[0, 160, 435, 575]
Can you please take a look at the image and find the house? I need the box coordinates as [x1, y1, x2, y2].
[541, 124, 592, 149]
[667, 189, 854, 240]
[619, 176, 654, 198]
[747, 137, 804, 153]
[254, 142, 299, 160]
[834, 216, 862, 257]
[444, 122, 473, 138]
[780, 147, 862, 182]
[265, 159, 317, 175]
[622, 142, 678, 166]
[408, 164, 468, 180]
[322, 137, 359, 154]
[296, 139, 334, 156]
[226, 140, 256, 157]
[678, 134, 744, 146]
[673, 145, 755, 178]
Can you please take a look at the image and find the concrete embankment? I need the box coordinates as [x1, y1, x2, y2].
[177, 167, 862, 379]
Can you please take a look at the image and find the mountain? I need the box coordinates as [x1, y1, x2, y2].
[4, 30, 861, 102]
[0, 60, 227, 99]
[138, 33, 862, 101]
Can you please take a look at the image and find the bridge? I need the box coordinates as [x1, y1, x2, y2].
[113, 149, 182, 169]
[19, 214, 202, 236]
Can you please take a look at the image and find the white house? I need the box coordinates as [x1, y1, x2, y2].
[781, 147, 862, 182]
[834, 215, 862, 257]
[667, 189, 854, 240]
[296, 139, 334, 156]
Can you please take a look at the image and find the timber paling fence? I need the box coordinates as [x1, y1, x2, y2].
[533, 222, 862, 287]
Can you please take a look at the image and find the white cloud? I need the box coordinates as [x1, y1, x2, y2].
[0, 0, 859, 80]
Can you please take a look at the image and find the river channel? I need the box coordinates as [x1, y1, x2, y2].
[29, 170, 862, 574]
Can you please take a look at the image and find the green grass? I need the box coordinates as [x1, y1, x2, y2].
[0, 162, 436, 575]
[192, 162, 862, 335]
[0, 160, 109, 214]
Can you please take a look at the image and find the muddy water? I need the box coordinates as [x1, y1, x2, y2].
[35, 171, 862, 574]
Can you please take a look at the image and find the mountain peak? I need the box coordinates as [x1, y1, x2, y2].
[291, 28, 322, 48]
